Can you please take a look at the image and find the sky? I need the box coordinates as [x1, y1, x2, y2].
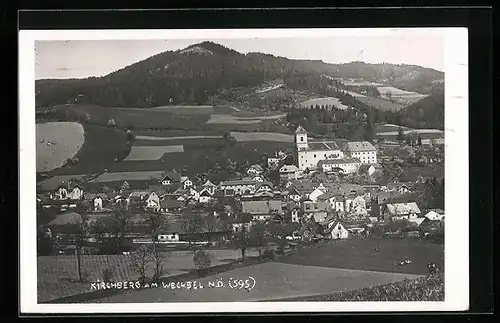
[35, 33, 444, 80]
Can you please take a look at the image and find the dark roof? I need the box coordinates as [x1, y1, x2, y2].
[161, 171, 181, 182]
[160, 199, 184, 209]
[359, 164, 375, 172]
[344, 141, 376, 152]
[241, 200, 283, 215]
[219, 179, 258, 187]
[255, 181, 274, 190]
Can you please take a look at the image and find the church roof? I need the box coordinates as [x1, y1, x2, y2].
[295, 125, 307, 135]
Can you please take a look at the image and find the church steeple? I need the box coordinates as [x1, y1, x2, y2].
[295, 125, 308, 151]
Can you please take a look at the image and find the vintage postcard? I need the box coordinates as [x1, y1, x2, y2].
[19, 27, 469, 313]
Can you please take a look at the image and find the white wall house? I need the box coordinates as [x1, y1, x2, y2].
[219, 180, 258, 196]
[93, 196, 103, 211]
[330, 222, 349, 240]
[146, 192, 160, 211]
[344, 141, 377, 164]
[158, 233, 180, 242]
[295, 126, 345, 171]
[318, 158, 362, 174]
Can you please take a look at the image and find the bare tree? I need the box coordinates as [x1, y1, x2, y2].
[203, 214, 220, 244]
[68, 217, 91, 282]
[143, 210, 168, 282]
[132, 244, 151, 285]
[181, 207, 204, 247]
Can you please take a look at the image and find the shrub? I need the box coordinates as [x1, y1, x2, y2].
[262, 249, 275, 260]
[102, 268, 113, 282]
[193, 249, 212, 274]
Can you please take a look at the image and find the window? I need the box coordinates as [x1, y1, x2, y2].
[314, 154, 316, 158]
[300, 137, 304, 142]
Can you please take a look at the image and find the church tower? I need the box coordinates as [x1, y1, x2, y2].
[295, 125, 308, 151]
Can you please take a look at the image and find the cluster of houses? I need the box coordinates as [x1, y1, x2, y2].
[37, 126, 444, 245]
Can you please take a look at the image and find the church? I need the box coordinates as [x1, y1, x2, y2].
[294, 125, 377, 172]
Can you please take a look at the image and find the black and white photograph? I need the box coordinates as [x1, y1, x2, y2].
[19, 28, 469, 313]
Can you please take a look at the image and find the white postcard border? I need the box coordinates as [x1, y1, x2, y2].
[19, 27, 469, 313]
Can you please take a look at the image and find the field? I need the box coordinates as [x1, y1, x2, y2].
[377, 86, 428, 98]
[36, 122, 85, 172]
[375, 123, 411, 133]
[135, 135, 223, 141]
[207, 114, 285, 125]
[91, 171, 165, 183]
[92, 262, 421, 303]
[38, 249, 260, 303]
[230, 132, 294, 143]
[278, 237, 444, 275]
[300, 97, 349, 110]
[92, 237, 441, 303]
[41, 123, 129, 177]
[354, 95, 406, 111]
[124, 145, 184, 161]
[343, 80, 384, 87]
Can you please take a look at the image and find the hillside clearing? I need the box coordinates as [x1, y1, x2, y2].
[300, 97, 349, 110]
[36, 122, 85, 172]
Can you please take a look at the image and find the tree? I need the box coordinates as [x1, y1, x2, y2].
[249, 222, 268, 257]
[396, 127, 405, 145]
[132, 244, 151, 285]
[232, 224, 251, 260]
[93, 203, 133, 254]
[68, 218, 91, 282]
[203, 214, 221, 244]
[363, 111, 375, 142]
[193, 249, 212, 276]
[143, 210, 168, 282]
[417, 134, 423, 146]
[181, 208, 204, 247]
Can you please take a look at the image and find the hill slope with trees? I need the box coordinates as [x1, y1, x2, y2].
[35, 41, 444, 110]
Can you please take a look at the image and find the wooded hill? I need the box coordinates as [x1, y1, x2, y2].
[35, 41, 444, 110]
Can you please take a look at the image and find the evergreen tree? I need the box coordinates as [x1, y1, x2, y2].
[397, 127, 405, 145]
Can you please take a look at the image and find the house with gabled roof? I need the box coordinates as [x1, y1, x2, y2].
[381, 202, 421, 221]
[160, 171, 181, 186]
[327, 221, 349, 240]
[219, 179, 258, 196]
[279, 164, 301, 180]
[285, 185, 302, 202]
[241, 199, 283, 222]
[247, 164, 264, 176]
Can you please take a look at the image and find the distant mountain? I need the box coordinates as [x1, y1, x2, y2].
[35, 41, 444, 109]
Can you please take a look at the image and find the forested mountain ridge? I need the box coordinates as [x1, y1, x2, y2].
[35, 41, 444, 109]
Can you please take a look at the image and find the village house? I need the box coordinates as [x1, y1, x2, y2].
[241, 199, 283, 222]
[424, 209, 445, 221]
[387, 182, 415, 194]
[308, 184, 328, 202]
[327, 221, 349, 240]
[318, 158, 362, 174]
[52, 183, 85, 200]
[285, 202, 302, 223]
[247, 164, 264, 176]
[359, 164, 376, 176]
[381, 202, 421, 221]
[145, 192, 160, 212]
[267, 156, 281, 169]
[181, 176, 193, 189]
[198, 189, 214, 204]
[344, 141, 378, 164]
[160, 199, 183, 214]
[201, 180, 217, 195]
[279, 164, 301, 180]
[219, 179, 258, 196]
[284, 185, 302, 202]
[160, 171, 181, 186]
[254, 181, 275, 196]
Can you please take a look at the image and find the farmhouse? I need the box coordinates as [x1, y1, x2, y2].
[284, 185, 302, 202]
[344, 141, 377, 164]
[181, 177, 193, 189]
[198, 189, 214, 204]
[201, 180, 217, 195]
[387, 182, 415, 193]
[381, 202, 421, 221]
